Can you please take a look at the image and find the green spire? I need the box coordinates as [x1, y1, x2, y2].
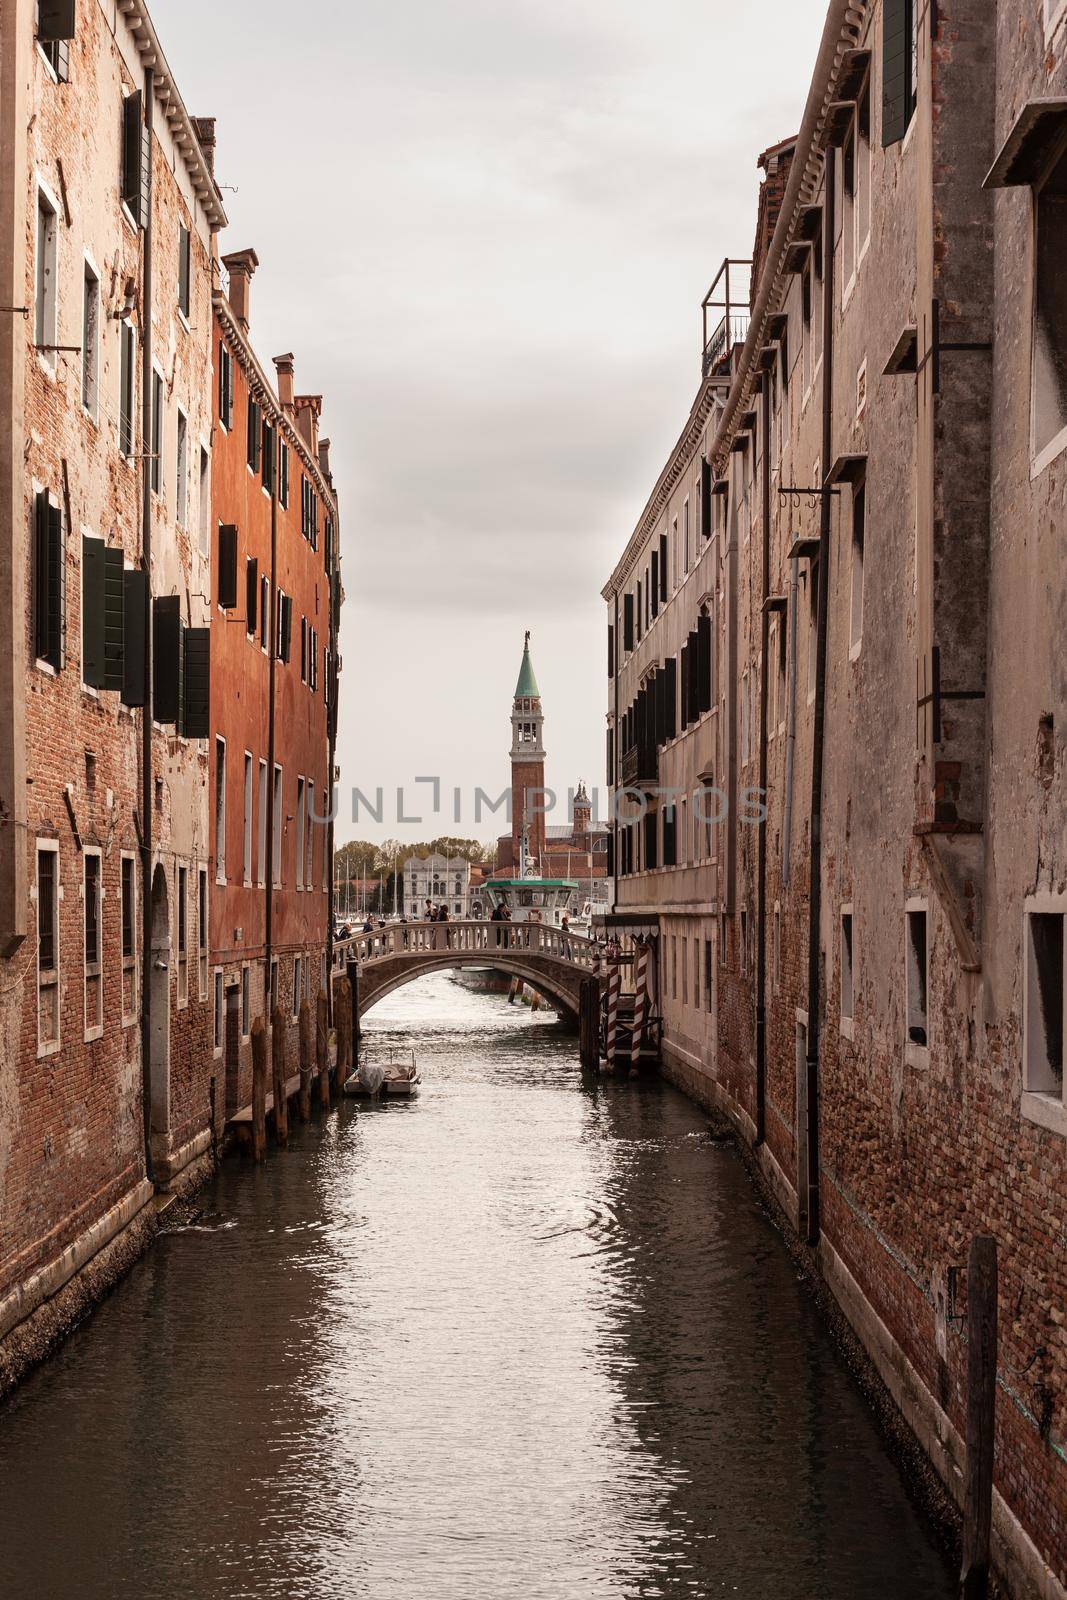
[514, 631, 540, 699]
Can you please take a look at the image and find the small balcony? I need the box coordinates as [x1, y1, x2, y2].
[702, 258, 752, 380]
[621, 742, 659, 790]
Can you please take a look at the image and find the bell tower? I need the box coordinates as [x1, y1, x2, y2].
[511, 632, 547, 872]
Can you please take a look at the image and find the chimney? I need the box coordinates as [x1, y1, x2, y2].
[192, 117, 217, 177]
[294, 394, 322, 455]
[222, 248, 259, 332]
[273, 352, 295, 411]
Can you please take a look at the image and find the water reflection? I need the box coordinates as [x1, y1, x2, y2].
[0, 973, 954, 1599]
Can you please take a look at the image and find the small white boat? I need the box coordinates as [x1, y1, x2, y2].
[345, 1048, 420, 1098]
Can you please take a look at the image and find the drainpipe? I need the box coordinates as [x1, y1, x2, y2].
[263, 428, 278, 1019]
[138, 68, 155, 1186]
[611, 589, 619, 913]
[782, 558, 799, 887]
[755, 378, 772, 1146]
[325, 541, 339, 1025]
[803, 151, 837, 1247]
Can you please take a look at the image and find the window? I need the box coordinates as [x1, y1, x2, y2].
[882, 0, 917, 148]
[741, 669, 751, 763]
[121, 854, 137, 1022]
[84, 849, 102, 1036]
[178, 223, 191, 319]
[150, 370, 163, 496]
[300, 616, 307, 683]
[175, 408, 188, 526]
[198, 447, 210, 556]
[277, 592, 292, 663]
[296, 776, 306, 889]
[682, 936, 689, 1005]
[262, 420, 275, 494]
[217, 523, 238, 609]
[1024, 903, 1065, 1115]
[1033, 142, 1067, 471]
[247, 395, 261, 472]
[273, 765, 283, 886]
[705, 938, 715, 1013]
[198, 867, 208, 999]
[35, 187, 57, 359]
[257, 759, 268, 885]
[37, 842, 60, 1053]
[279, 440, 290, 508]
[905, 903, 929, 1054]
[218, 340, 233, 430]
[177, 863, 188, 1005]
[841, 909, 854, 1035]
[293, 956, 303, 1020]
[32, 487, 65, 671]
[856, 78, 872, 252]
[36, 0, 75, 79]
[807, 558, 819, 702]
[841, 127, 856, 290]
[850, 481, 865, 655]
[243, 754, 253, 885]
[215, 738, 227, 882]
[82, 260, 99, 415]
[121, 90, 149, 227]
[245, 557, 258, 637]
[306, 782, 315, 890]
[119, 321, 136, 458]
[213, 968, 223, 1053]
[671, 936, 677, 1001]
[241, 964, 250, 1039]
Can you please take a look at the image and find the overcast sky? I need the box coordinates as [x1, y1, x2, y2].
[156, 0, 825, 846]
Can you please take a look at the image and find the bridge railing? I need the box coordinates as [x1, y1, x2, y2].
[332, 920, 602, 973]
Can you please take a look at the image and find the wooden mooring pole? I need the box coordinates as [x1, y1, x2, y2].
[960, 1234, 998, 1600]
[579, 977, 599, 1069]
[250, 1018, 268, 1162]
[297, 997, 313, 1122]
[271, 1005, 289, 1147]
[317, 989, 330, 1108]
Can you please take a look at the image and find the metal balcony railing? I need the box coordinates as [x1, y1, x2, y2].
[702, 313, 751, 379]
[621, 743, 659, 789]
[701, 258, 752, 380]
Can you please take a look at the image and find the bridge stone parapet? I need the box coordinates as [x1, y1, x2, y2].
[331, 921, 603, 1024]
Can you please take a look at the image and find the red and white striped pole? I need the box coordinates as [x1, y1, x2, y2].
[631, 941, 650, 1071]
[604, 968, 621, 1068]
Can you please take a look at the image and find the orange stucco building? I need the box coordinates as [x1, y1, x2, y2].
[209, 249, 341, 1117]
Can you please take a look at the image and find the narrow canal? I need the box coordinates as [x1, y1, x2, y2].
[0, 975, 956, 1600]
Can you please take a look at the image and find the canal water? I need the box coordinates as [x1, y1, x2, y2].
[0, 974, 956, 1600]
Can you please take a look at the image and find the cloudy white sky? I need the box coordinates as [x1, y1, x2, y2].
[157, 0, 825, 845]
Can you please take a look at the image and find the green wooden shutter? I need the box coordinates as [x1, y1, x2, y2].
[122, 569, 147, 706]
[33, 492, 51, 661]
[49, 499, 65, 670]
[697, 612, 712, 714]
[665, 655, 677, 740]
[882, 0, 913, 148]
[688, 630, 701, 722]
[623, 592, 634, 652]
[178, 226, 191, 318]
[182, 627, 210, 738]
[650, 550, 659, 617]
[659, 533, 668, 600]
[103, 546, 125, 690]
[217, 523, 238, 608]
[81, 535, 106, 689]
[701, 460, 712, 537]
[153, 595, 182, 723]
[680, 643, 690, 731]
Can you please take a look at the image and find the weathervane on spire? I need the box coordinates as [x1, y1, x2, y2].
[525, 629, 531, 648]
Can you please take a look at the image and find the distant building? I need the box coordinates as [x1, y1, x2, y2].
[403, 854, 472, 919]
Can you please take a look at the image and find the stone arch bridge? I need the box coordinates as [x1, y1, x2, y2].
[332, 921, 603, 1027]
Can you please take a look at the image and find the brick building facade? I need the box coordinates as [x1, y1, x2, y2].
[0, 0, 226, 1386]
[603, 1, 1067, 1593]
[208, 253, 340, 1121]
